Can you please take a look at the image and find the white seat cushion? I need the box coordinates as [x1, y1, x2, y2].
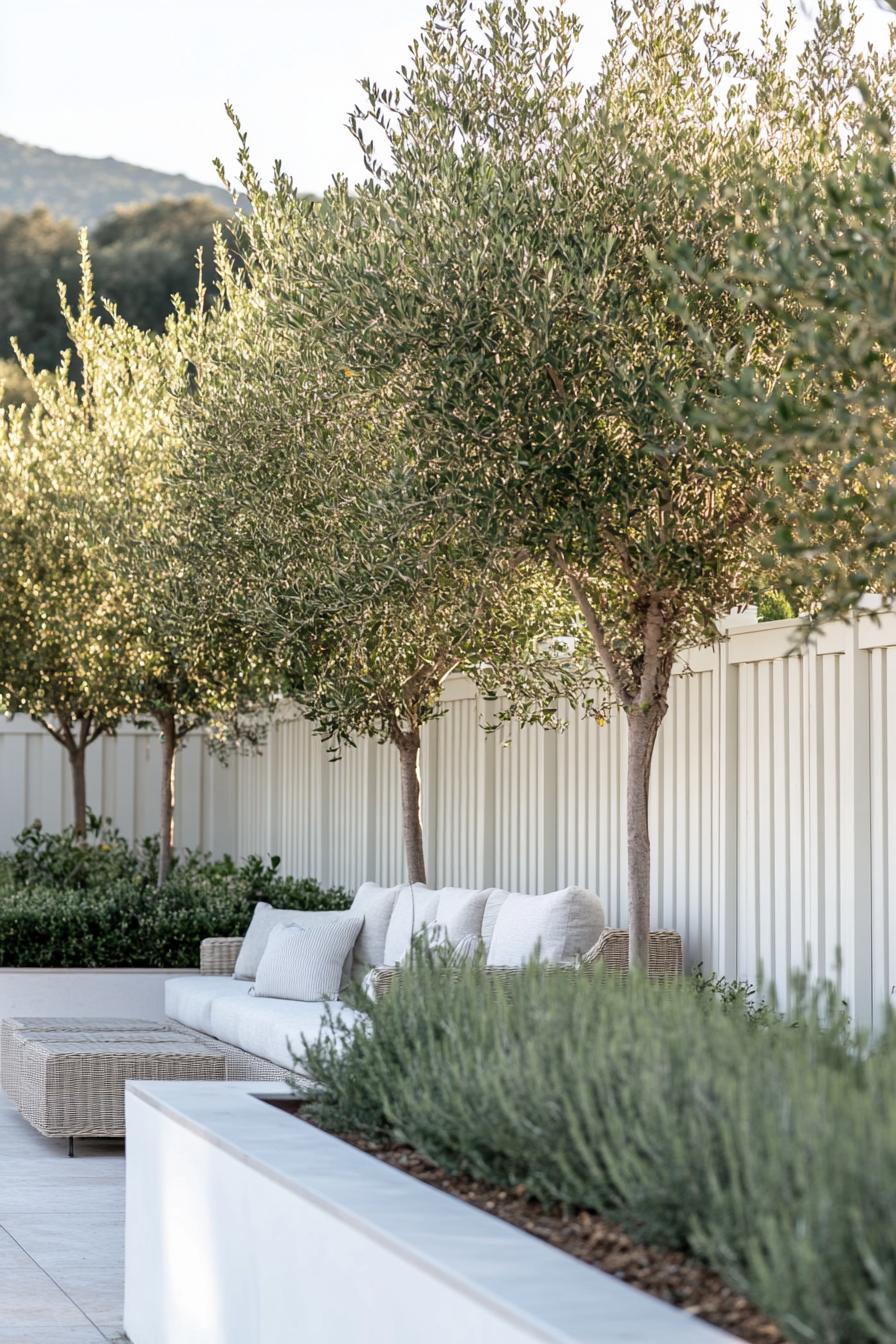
[165, 975, 252, 1035]
[486, 887, 605, 966]
[208, 993, 363, 1072]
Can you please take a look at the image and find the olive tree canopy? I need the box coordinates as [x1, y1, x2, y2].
[0, 243, 267, 872]
[176, 219, 575, 886]
[252, 0, 885, 960]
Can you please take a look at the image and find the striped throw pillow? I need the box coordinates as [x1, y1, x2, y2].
[253, 916, 364, 1001]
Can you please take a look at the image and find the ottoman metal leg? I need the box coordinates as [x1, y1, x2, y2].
[68, 1136, 74, 1158]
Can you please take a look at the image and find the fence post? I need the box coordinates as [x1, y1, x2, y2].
[423, 711, 440, 886]
[541, 720, 559, 895]
[478, 692, 499, 889]
[841, 613, 873, 1028]
[266, 709, 279, 866]
[714, 621, 739, 980]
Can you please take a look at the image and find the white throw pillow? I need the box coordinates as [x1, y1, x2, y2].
[382, 885, 437, 965]
[233, 903, 353, 981]
[253, 917, 364, 1001]
[349, 883, 402, 978]
[486, 887, 605, 967]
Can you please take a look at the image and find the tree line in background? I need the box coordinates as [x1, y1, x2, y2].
[0, 0, 894, 963]
[0, 195, 231, 400]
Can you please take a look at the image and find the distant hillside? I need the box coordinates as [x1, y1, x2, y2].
[0, 134, 235, 225]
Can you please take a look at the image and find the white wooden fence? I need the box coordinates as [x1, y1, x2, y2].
[1, 609, 894, 1027]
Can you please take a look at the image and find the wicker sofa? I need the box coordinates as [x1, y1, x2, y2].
[165, 883, 682, 1083]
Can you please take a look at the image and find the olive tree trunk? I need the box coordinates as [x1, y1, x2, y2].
[53, 714, 94, 839]
[625, 706, 663, 970]
[67, 740, 88, 839]
[35, 713, 102, 839]
[157, 709, 178, 887]
[553, 555, 674, 971]
[394, 726, 427, 886]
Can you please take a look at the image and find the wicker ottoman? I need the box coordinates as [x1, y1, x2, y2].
[1, 1017, 168, 1109]
[11, 1025, 226, 1153]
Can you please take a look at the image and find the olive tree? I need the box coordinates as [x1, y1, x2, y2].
[260, 0, 879, 961]
[177, 236, 574, 886]
[0, 243, 266, 875]
[95, 293, 271, 886]
[0, 262, 141, 835]
[77, 280, 271, 886]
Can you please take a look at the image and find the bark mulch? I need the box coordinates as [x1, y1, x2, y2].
[323, 1124, 789, 1344]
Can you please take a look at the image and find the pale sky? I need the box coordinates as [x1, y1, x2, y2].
[1, 0, 893, 195]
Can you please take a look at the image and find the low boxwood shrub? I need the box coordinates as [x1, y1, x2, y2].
[304, 953, 896, 1344]
[0, 818, 349, 967]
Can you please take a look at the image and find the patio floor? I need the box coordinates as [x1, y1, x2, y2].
[0, 1092, 125, 1341]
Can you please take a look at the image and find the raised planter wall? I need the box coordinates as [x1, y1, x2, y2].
[124, 1079, 732, 1344]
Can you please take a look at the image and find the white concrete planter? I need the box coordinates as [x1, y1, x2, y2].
[125, 1080, 733, 1344]
[0, 969, 193, 1068]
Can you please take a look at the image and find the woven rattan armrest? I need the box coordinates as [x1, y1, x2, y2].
[581, 928, 683, 980]
[200, 937, 244, 976]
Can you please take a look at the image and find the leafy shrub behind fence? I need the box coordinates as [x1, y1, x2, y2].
[304, 955, 896, 1344]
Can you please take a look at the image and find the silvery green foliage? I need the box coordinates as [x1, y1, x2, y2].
[215, 0, 885, 952]
[304, 952, 896, 1343]
[251, 0, 879, 707]
[174, 137, 582, 884]
[0, 239, 272, 851]
[688, 121, 896, 621]
[0, 244, 154, 743]
[0, 239, 170, 837]
[177, 204, 579, 757]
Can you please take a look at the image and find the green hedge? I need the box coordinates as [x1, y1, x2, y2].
[305, 954, 896, 1344]
[0, 820, 349, 967]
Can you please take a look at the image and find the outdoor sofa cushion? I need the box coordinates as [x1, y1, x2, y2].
[382, 885, 492, 965]
[349, 882, 403, 975]
[482, 888, 511, 948]
[382, 886, 439, 964]
[430, 887, 491, 945]
[486, 887, 605, 966]
[208, 992, 363, 1073]
[253, 916, 363, 1001]
[233, 904, 355, 981]
[165, 975, 253, 1036]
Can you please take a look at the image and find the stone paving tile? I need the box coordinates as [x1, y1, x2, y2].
[0, 1096, 126, 1340]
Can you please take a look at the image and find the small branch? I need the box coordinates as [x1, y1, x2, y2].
[545, 363, 566, 400]
[549, 547, 633, 709]
[85, 716, 108, 748]
[600, 529, 640, 587]
[35, 714, 73, 752]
